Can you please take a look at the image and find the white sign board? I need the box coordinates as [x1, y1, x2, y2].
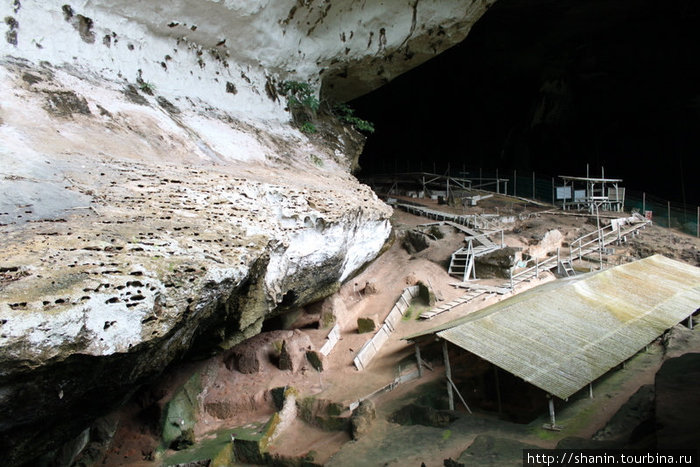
[556, 186, 572, 200]
[574, 190, 586, 202]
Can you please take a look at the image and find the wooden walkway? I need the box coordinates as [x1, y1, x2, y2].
[392, 202, 501, 230]
[420, 215, 652, 319]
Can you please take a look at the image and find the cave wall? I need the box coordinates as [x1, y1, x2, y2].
[0, 1, 502, 465]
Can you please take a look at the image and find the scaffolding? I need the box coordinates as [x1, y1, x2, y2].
[557, 175, 625, 213]
[362, 172, 510, 204]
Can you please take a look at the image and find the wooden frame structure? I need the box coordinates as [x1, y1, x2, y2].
[557, 175, 625, 212]
[362, 172, 510, 202]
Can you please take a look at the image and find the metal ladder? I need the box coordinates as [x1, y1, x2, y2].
[558, 259, 576, 277]
[448, 241, 475, 281]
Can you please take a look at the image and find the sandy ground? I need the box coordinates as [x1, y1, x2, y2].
[104, 195, 700, 466]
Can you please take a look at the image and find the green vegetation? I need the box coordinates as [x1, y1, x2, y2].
[333, 103, 375, 134]
[280, 80, 375, 137]
[300, 122, 317, 134]
[309, 154, 323, 167]
[281, 80, 320, 112]
[138, 81, 156, 94]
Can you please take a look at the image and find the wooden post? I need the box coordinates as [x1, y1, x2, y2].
[415, 344, 423, 378]
[496, 168, 499, 194]
[548, 395, 556, 427]
[569, 245, 573, 266]
[617, 225, 621, 245]
[688, 315, 694, 330]
[578, 238, 582, 260]
[513, 169, 517, 197]
[642, 192, 646, 214]
[447, 376, 472, 414]
[668, 201, 671, 229]
[557, 247, 561, 274]
[535, 257, 539, 278]
[589, 383, 594, 399]
[509, 267, 514, 290]
[443, 340, 454, 410]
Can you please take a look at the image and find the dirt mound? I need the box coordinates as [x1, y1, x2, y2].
[628, 225, 700, 266]
[592, 384, 655, 443]
[456, 434, 541, 467]
[388, 403, 457, 428]
[655, 353, 700, 449]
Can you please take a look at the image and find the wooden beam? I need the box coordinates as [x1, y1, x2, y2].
[442, 340, 454, 411]
[446, 374, 472, 414]
[548, 396, 556, 427]
[415, 344, 423, 378]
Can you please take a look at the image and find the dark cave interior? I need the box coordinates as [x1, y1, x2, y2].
[349, 0, 700, 206]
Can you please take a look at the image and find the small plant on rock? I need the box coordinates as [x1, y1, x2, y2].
[281, 80, 319, 112]
[281, 80, 320, 133]
[300, 122, 317, 134]
[333, 103, 375, 134]
[138, 81, 156, 95]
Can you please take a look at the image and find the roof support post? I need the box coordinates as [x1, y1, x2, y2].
[442, 340, 454, 411]
[542, 394, 561, 431]
[589, 382, 594, 399]
[548, 395, 556, 427]
[415, 343, 423, 378]
[688, 315, 694, 330]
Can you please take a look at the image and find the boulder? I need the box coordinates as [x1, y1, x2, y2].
[277, 331, 313, 373]
[231, 346, 262, 374]
[526, 229, 564, 258]
[363, 280, 379, 295]
[474, 247, 517, 278]
[317, 294, 349, 329]
[357, 316, 377, 334]
[306, 351, 324, 372]
[350, 400, 376, 440]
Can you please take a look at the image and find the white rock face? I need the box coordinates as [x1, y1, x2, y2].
[1, 0, 494, 108]
[0, 1, 496, 463]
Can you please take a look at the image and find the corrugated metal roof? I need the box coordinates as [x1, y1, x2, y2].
[423, 255, 700, 399]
